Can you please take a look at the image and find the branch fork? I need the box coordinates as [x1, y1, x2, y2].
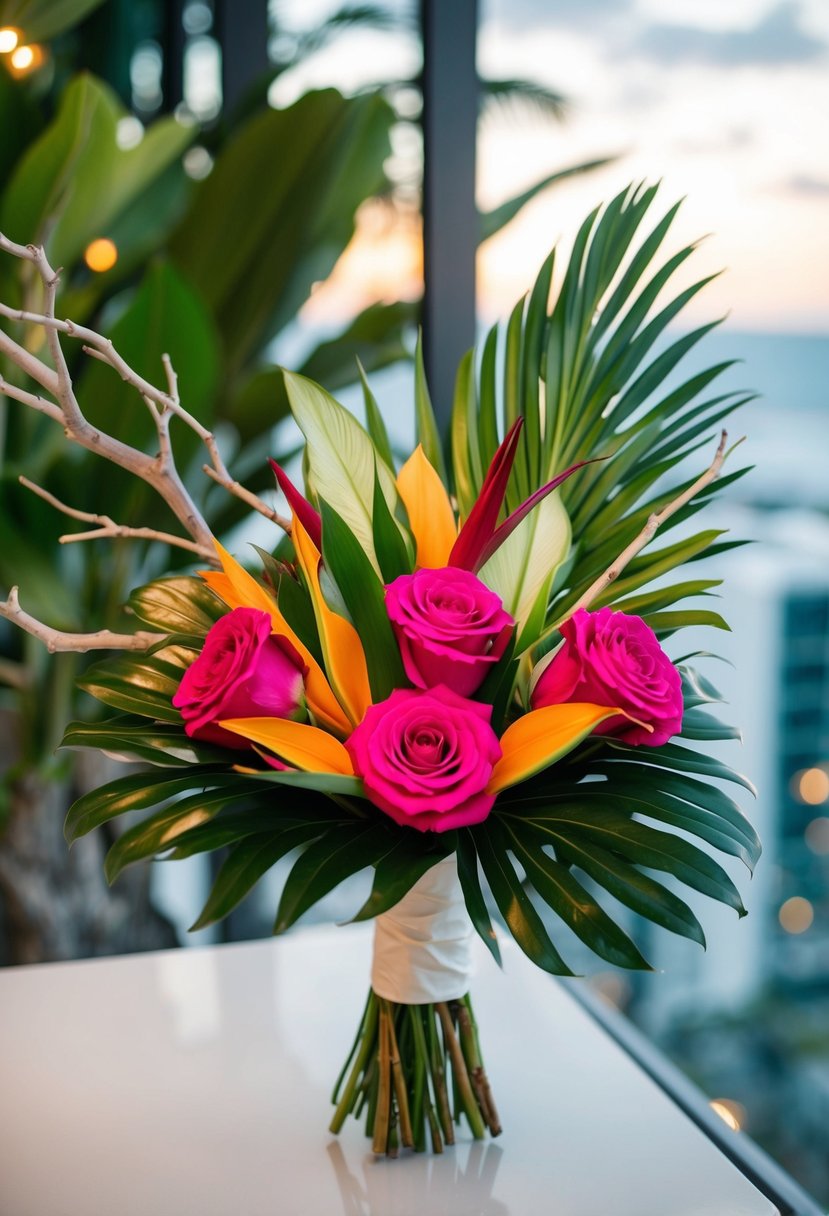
[0, 232, 290, 654]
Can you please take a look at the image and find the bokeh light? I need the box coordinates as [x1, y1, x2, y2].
[84, 239, 119, 273]
[778, 897, 814, 935]
[0, 26, 20, 53]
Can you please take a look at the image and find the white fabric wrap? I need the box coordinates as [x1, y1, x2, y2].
[371, 854, 473, 1004]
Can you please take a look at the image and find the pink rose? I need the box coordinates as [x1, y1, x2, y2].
[173, 607, 306, 748]
[385, 567, 514, 697]
[531, 607, 683, 747]
[346, 686, 502, 832]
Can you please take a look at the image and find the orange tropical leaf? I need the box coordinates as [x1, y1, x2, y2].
[396, 445, 457, 569]
[292, 517, 371, 727]
[219, 717, 354, 774]
[203, 541, 351, 737]
[488, 702, 650, 794]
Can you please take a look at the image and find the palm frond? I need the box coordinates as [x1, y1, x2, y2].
[454, 182, 753, 648]
[460, 665, 759, 973]
[480, 77, 568, 122]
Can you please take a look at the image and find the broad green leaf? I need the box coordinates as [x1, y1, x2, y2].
[241, 764, 365, 798]
[285, 371, 399, 575]
[501, 818, 652, 969]
[60, 716, 227, 766]
[473, 825, 575, 975]
[349, 842, 448, 923]
[521, 804, 746, 916]
[274, 822, 394, 932]
[191, 825, 330, 930]
[170, 89, 394, 373]
[680, 709, 742, 741]
[105, 789, 247, 882]
[600, 739, 756, 796]
[65, 766, 233, 842]
[0, 0, 107, 41]
[358, 359, 395, 471]
[456, 830, 502, 965]
[78, 654, 184, 722]
[274, 566, 324, 668]
[2, 74, 193, 271]
[320, 500, 406, 702]
[171, 805, 347, 859]
[479, 489, 571, 643]
[414, 330, 447, 484]
[552, 834, 706, 947]
[371, 465, 414, 582]
[128, 576, 225, 635]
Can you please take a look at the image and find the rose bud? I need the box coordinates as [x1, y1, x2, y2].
[530, 606, 683, 747]
[346, 686, 502, 832]
[385, 567, 514, 698]
[173, 607, 307, 748]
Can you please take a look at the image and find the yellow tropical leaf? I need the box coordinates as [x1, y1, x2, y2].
[292, 517, 371, 727]
[219, 717, 354, 774]
[203, 541, 351, 737]
[488, 702, 648, 793]
[396, 445, 457, 569]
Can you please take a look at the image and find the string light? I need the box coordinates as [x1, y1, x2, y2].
[7, 43, 44, 76]
[0, 27, 20, 53]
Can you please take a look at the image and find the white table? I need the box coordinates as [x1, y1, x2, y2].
[0, 927, 780, 1216]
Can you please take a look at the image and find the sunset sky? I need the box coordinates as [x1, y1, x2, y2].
[274, 0, 829, 335]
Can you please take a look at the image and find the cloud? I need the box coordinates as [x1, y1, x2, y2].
[633, 3, 827, 67]
[782, 173, 829, 197]
[484, 0, 633, 34]
[675, 127, 755, 154]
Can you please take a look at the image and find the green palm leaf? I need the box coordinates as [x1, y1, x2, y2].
[451, 183, 753, 650]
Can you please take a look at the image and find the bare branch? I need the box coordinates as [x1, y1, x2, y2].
[0, 235, 218, 555]
[564, 430, 731, 619]
[19, 476, 217, 562]
[0, 242, 291, 540]
[0, 374, 63, 422]
[0, 587, 165, 654]
[202, 464, 291, 531]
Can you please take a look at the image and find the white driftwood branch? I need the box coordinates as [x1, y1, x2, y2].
[18, 477, 217, 562]
[0, 588, 165, 654]
[0, 274, 290, 536]
[565, 430, 731, 618]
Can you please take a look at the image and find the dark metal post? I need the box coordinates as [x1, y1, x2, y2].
[215, 0, 271, 114]
[161, 0, 186, 114]
[420, 0, 479, 431]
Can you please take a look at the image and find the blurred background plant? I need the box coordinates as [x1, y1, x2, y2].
[0, 0, 606, 963]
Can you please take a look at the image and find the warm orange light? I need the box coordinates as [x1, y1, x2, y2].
[805, 816, 829, 855]
[795, 766, 829, 805]
[710, 1099, 745, 1131]
[0, 27, 20, 53]
[8, 43, 44, 75]
[779, 896, 814, 935]
[84, 239, 118, 273]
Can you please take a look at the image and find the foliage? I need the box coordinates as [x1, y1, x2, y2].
[60, 186, 760, 976]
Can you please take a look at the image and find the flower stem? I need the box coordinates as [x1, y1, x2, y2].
[330, 987, 500, 1156]
[329, 992, 379, 1134]
[437, 1002, 486, 1140]
[372, 1004, 392, 1155]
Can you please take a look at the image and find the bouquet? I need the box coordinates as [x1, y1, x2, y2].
[0, 184, 760, 1156]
